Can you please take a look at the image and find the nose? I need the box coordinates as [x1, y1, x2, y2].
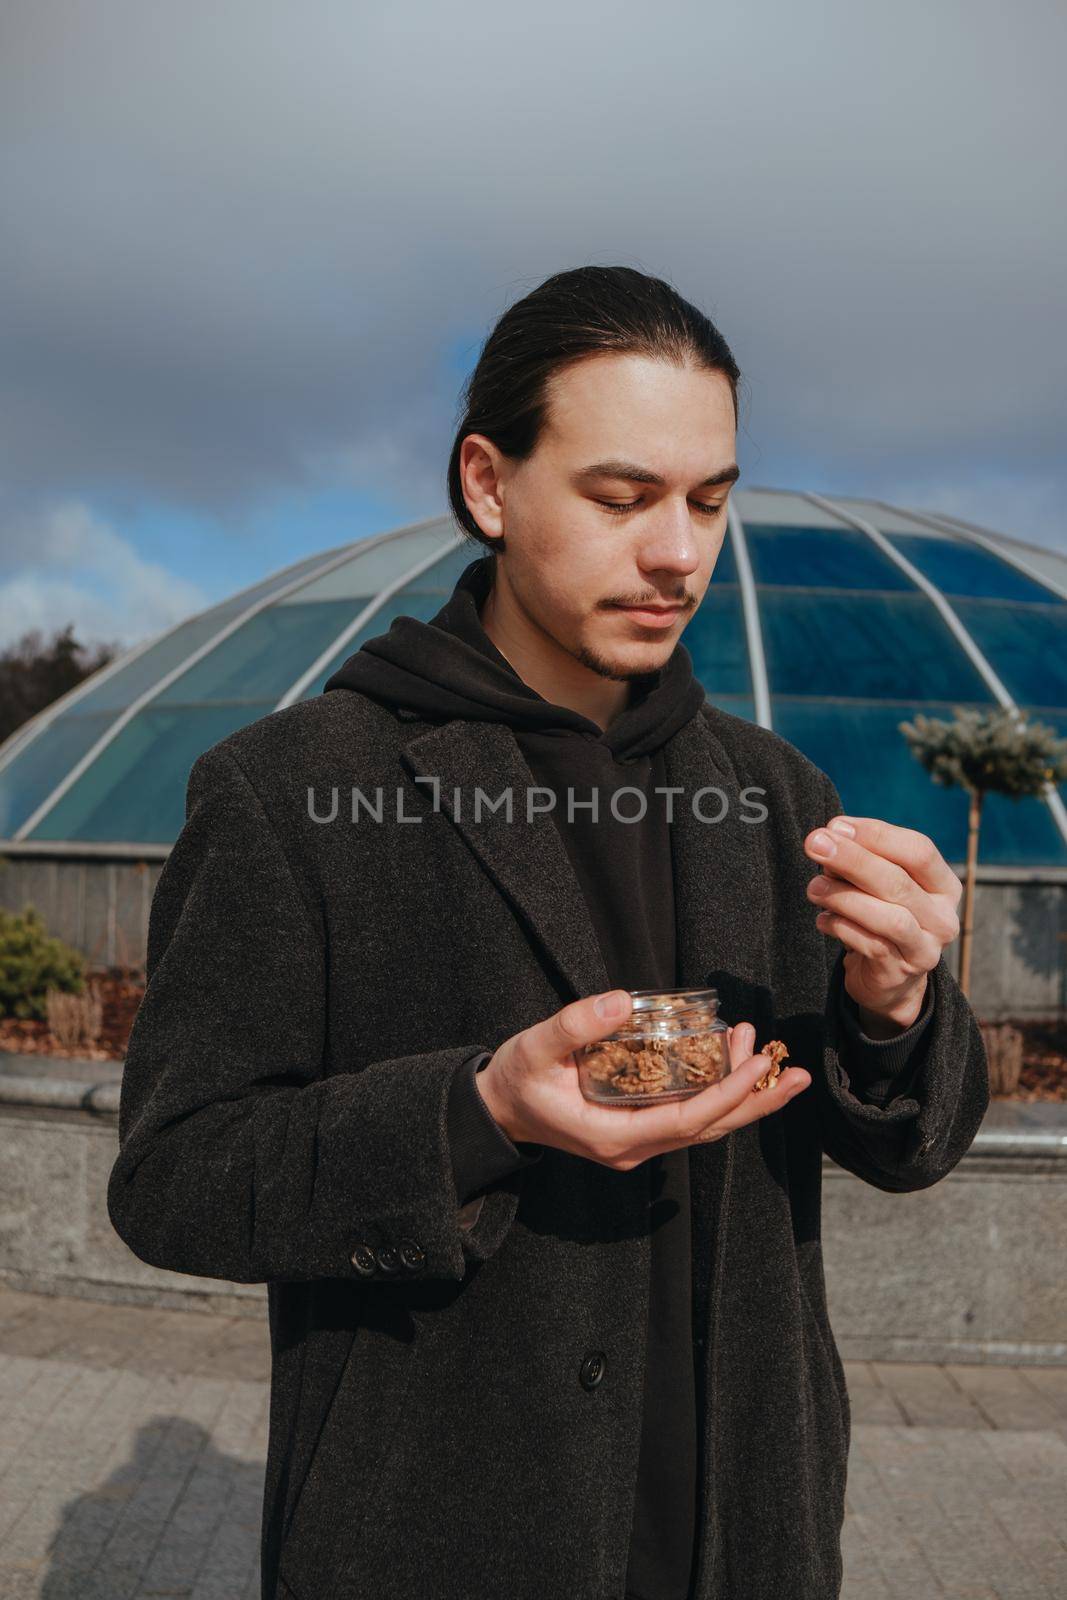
[635, 512, 701, 586]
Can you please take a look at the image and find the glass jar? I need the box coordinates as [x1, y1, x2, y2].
[577, 987, 730, 1106]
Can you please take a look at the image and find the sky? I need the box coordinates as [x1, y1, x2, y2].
[1, 0, 1064, 653]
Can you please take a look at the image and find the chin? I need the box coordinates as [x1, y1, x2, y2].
[578, 636, 675, 682]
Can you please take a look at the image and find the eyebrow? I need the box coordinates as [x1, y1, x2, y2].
[572, 460, 741, 489]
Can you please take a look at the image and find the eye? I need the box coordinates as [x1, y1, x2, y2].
[595, 498, 724, 517]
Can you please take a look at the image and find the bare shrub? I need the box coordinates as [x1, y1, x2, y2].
[46, 981, 104, 1052]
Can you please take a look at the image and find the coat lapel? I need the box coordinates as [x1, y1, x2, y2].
[400, 719, 612, 1002]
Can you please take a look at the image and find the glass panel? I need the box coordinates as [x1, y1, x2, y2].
[953, 601, 1067, 705]
[992, 541, 1067, 598]
[886, 534, 1064, 605]
[277, 522, 460, 603]
[154, 602, 358, 706]
[74, 545, 356, 714]
[704, 692, 756, 723]
[0, 711, 122, 837]
[734, 489, 844, 528]
[75, 606, 264, 715]
[679, 588, 751, 699]
[745, 525, 914, 591]
[773, 698, 1067, 866]
[396, 543, 489, 595]
[297, 591, 456, 700]
[827, 498, 937, 535]
[710, 536, 737, 586]
[760, 592, 995, 702]
[27, 704, 278, 844]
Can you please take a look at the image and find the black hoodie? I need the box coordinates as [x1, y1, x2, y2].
[323, 552, 934, 1600]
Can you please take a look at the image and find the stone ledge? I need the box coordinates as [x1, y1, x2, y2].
[1, 1070, 1064, 1357]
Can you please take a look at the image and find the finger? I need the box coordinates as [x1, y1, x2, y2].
[809, 876, 959, 947]
[808, 881, 945, 966]
[812, 908, 940, 966]
[671, 1048, 805, 1144]
[809, 867, 959, 945]
[728, 1021, 756, 1070]
[808, 815, 961, 902]
[685, 1063, 812, 1146]
[532, 989, 634, 1066]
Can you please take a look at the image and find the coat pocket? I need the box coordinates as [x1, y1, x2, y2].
[277, 1301, 421, 1597]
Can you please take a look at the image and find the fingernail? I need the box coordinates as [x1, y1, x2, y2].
[829, 818, 856, 838]
[595, 991, 628, 1019]
[810, 830, 836, 857]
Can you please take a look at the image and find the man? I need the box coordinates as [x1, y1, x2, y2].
[108, 265, 988, 1600]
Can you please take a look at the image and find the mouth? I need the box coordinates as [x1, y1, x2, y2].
[614, 603, 687, 628]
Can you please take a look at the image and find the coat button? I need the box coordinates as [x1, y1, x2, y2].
[375, 1244, 402, 1276]
[398, 1238, 425, 1272]
[351, 1243, 378, 1277]
[579, 1351, 607, 1391]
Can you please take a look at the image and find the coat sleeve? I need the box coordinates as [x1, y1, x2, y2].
[810, 771, 990, 1193]
[447, 1051, 545, 1231]
[833, 963, 935, 1106]
[107, 742, 530, 1286]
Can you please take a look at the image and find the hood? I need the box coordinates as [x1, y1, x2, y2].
[322, 552, 706, 761]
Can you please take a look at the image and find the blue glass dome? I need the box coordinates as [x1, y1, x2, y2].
[2, 488, 1066, 865]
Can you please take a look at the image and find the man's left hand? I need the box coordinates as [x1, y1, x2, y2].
[803, 815, 963, 1037]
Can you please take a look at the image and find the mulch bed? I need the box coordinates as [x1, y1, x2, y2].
[0, 968, 145, 1063]
[988, 1016, 1067, 1102]
[1, 972, 1066, 1101]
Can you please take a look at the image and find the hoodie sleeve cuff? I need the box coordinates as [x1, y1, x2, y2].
[835, 971, 936, 1107]
[447, 1050, 546, 1206]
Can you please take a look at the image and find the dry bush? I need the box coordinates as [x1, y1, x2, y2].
[46, 980, 104, 1052]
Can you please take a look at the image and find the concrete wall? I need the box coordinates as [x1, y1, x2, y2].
[0, 852, 165, 970]
[0, 1100, 263, 1318]
[822, 1103, 1067, 1364]
[0, 1093, 1063, 1363]
[1, 852, 1063, 1018]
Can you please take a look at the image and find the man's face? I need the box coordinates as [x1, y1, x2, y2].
[479, 352, 738, 683]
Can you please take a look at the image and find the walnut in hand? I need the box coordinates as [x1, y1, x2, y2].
[752, 1038, 789, 1093]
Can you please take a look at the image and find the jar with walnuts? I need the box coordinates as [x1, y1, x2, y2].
[577, 987, 730, 1106]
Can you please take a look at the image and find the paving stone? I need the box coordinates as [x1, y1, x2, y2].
[944, 1364, 1057, 1432]
[1, 1285, 1066, 1599]
[870, 1361, 988, 1429]
[844, 1360, 909, 1425]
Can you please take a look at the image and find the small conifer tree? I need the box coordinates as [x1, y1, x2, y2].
[899, 707, 1067, 997]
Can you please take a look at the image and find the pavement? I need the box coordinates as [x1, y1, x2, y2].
[0, 1286, 1065, 1599]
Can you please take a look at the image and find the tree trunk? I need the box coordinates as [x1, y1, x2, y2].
[958, 787, 982, 998]
[979, 1020, 1023, 1096]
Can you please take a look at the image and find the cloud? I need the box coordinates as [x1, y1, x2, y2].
[0, 0, 1064, 554]
[0, 501, 208, 651]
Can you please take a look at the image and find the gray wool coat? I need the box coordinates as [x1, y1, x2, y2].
[107, 689, 989, 1600]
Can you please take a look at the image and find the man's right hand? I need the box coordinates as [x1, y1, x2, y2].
[475, 989, 812, 1171]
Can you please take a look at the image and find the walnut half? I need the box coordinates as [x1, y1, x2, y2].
[752, 1038, 789, 1093]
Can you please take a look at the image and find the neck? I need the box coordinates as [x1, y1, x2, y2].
[477, 562, 635, 732]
